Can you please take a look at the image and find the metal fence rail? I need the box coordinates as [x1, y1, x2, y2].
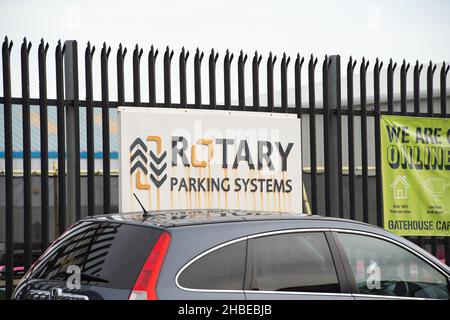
[1, 36, 449, 299]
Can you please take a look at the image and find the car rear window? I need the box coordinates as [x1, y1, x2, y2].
[27, 221, 162, 290]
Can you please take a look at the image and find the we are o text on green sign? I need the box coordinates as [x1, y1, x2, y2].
[381, 115, 450, 236]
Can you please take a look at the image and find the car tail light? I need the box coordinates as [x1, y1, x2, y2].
[129, 231, 171, 300]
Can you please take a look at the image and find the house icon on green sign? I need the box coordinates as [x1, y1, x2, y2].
[391, 176, 409, 200]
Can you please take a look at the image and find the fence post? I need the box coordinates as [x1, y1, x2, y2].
[38, 39, 50, 250]
[374, 58, 384, 227]
[101, 44, 112, 214]
[209, 49, 218, 108]
[308, 55, 318, 215]
[64, 40, 80, 225]
[2, 36, 14, 300]
[223, 50, 233, 109]
[323, 55, 342, 217]
[21, 38, 32, 270]
[56, 41, 66, 234]
[85, 42, 95, 216]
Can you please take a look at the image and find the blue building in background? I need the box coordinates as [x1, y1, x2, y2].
[0, 105, 119, 171]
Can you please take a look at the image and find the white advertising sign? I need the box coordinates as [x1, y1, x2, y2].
[119, 107, 302, 213]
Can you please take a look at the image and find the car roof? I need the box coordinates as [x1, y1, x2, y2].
[79, 210, 450, 276]
[81, 209, 371, 229]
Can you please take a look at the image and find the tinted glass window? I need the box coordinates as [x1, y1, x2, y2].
[28, 221, 162, 290]
[178, 241, 246, 290]
[249, 232, 340, 293]
[337, 233, 449, 299]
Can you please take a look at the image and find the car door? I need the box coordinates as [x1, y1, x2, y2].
[244, 230, 354, 300]
[333, 231, 450, 300]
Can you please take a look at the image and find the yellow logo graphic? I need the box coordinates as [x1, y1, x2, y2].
[191, 138, 213, 167]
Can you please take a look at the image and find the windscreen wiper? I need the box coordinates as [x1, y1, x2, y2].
[79, 272, 109, 283]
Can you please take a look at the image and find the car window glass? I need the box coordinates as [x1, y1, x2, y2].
[178, 240, 246, 290]
[28, 221, 162, 290]
[250, 232, 340, 293]
[337, 233, 449, 299]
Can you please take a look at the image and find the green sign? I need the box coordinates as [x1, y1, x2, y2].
[381, 115, 450, 236]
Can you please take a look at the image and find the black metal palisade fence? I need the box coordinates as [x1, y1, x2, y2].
[1, 36, 449, 299]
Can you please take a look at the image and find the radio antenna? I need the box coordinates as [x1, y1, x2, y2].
[133, 193, 149, 217]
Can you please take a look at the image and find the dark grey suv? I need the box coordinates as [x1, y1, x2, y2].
[12, 210, 450, 300]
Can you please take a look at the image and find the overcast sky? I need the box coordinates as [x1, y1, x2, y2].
[1, 0, 449, 102]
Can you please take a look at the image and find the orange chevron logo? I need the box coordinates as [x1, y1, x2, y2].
[130, 135, 168, 190]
